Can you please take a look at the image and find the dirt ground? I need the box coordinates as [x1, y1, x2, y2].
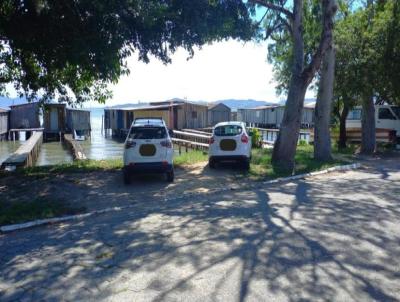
[0, 162, 253, 213]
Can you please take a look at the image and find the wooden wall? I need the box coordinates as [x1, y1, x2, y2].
[0, 111, 9, 135]
[66, 109, 91, 131]
[43, 104, 66, 132]
[208, 103, 231, 126]
[10, 103, 41, 129]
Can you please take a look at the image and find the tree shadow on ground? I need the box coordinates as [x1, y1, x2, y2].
[0, 159, 399, 301]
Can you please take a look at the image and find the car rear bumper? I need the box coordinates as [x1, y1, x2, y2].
[123, 162, 173, 174]
[209, 155, 250, 162]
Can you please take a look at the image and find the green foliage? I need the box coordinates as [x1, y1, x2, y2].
[247, 144, 348, 180]
[174, 150, 208, 166]
[250, 128, 261, 147]
[0, 0, 254, 104]
[0, 197, 85, 226]
[298, 139, 309, 146]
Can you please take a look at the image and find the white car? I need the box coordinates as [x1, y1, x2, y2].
[208, 122, 252, 170]
[123, 118, 174, 184]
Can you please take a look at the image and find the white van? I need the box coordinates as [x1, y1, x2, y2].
[123, 118, 174, 184]
[208, 122, 252, 170]
[347, 105, 400, 141]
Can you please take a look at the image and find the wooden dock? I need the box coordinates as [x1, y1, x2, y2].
[64, 134, 87, 160]
[1, 131, 43, 170]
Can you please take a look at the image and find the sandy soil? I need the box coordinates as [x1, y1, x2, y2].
[0, 162, 251, 213]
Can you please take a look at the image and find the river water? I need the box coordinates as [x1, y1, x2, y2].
[0, 108, 125, 166]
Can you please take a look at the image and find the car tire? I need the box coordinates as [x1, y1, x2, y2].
[166, 170, 174, 182]
[209, 158, 216, 169]
[123, 169, 131, 185]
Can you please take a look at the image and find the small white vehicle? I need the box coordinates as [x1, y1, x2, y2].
[123, 118, 174, 184]
[208, 121, 252, 170]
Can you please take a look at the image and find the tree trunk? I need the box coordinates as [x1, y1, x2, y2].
[338, 102, 349, 149]
[272, 0, 337, 171]
[271, 0, 305, 172]
[314, 45, 335, 161]
[361, 94, 376, 154]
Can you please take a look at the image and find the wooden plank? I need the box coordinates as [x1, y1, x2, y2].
[64, 134, 87, 160]
[9, 128, 44, 132]
[173, 130, 211, 139]
[181, 129, 212, 136]
[2, 131, 43, 169]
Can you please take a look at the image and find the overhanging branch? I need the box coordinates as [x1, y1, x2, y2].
[249, 0, 294, 20]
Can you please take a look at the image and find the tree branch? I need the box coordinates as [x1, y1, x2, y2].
[248, 0, 294, 20]
[302, 0, 337, 85]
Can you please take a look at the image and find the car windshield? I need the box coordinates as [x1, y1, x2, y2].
[391, 106, 400, 119]
[214, 125, 243, 136]
[128, 127, 167, 139]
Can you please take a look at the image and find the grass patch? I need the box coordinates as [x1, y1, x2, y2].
[0, 197, 85, 226]
[19, 159, 124, 177]
[248, 145, 351, 180]
[174, 150, 208, 167]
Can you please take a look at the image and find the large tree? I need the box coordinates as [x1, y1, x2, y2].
[0, 0, 253, 105]
[249, 0, 337, 171]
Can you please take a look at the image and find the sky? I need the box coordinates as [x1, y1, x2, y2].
[5, 39, 315, 107]
[87, 39, 314, 107]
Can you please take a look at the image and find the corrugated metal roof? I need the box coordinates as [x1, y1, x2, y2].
[110, 103, 181, 111]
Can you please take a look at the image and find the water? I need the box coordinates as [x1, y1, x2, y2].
[0, 140, 21, 164]
[35, 141, 73, 166]
[80, 108, 124, 160]
[0, 108, 124, 167]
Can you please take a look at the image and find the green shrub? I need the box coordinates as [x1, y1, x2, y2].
[298, 139, 308, 146]
[250, 128, 261, 148]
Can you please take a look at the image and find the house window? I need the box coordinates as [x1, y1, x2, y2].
[379, 108, 396, 120]
[348, 109, 361, 120]
[192, 111, 197, 118]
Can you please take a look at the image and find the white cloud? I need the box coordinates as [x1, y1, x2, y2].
[104, 39, 285, 106]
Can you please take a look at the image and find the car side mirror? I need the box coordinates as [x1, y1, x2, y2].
[168, 129, 174, 137]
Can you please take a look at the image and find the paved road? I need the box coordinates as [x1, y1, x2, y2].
[1, 158, 400, 302]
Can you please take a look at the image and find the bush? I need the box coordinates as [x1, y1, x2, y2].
[250, 128, 261, 148]
[298, 139, 308, 146]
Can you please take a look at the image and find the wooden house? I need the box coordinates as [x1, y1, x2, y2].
[208, 103, 231, 126]
[104, 99, 209, 135]
[66, 108, 91, 134]
[238, 104, 314, 128]
[9, 102, 41, 129]
[0, 108, 9, 139]
[43, 103, 66, 133]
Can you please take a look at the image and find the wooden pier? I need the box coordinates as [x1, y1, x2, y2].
[1, 131, 43, 170]
[64, 134, 87, 160]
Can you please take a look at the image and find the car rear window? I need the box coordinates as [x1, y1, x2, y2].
[214, 125, 243, 136]
[128, 127, 167, 139]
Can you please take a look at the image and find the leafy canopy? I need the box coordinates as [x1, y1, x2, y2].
[0, 0, 254, 104]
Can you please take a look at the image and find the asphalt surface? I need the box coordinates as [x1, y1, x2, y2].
[1, 158, 400, 302]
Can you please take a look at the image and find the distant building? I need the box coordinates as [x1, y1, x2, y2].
[238, 104, 315, 128]
[0, 108, 9, 139]
[208, 103, 231, 126]
[104, 99, 209, 136]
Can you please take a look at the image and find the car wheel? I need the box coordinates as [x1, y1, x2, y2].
[123, 169, 131, 185]
[209, 158, 216, 169]
[166, 170, 174, 182]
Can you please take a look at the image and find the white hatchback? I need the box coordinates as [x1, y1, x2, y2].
[123, 118, 174, 184]
[208, 122, 252, 170]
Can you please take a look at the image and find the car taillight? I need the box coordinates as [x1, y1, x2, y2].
[125, 140, 136, 149]
[241, 134, 249, 143]
[209, 136, 215, 144]
[161, 140, 172, 148]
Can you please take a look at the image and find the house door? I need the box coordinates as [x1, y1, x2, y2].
[50, 109, 59, 131]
